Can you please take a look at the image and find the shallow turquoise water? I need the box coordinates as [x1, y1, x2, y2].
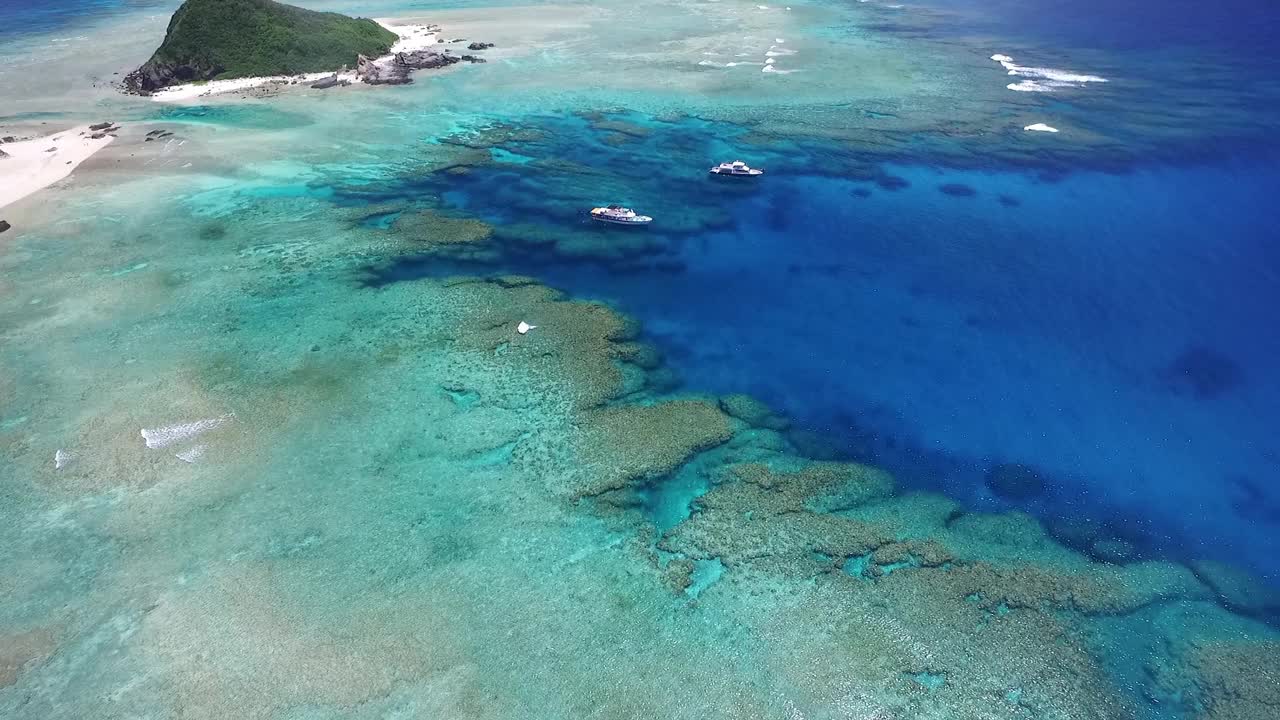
[1, 0, 1279, 717]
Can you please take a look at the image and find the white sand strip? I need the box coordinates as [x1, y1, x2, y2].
[150, 21, 438, 102]
[149, 71, 350, 102]
[0, 125, 115, 210]
[377, 19, 441, 53]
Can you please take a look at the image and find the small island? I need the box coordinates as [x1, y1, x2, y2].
[124, 0, 398, 93]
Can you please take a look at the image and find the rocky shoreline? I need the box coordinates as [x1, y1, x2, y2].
[125, 22, 495, 99]
[354, 47, 489, 86]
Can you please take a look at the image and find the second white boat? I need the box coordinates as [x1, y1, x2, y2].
[590, 205, 653, 225]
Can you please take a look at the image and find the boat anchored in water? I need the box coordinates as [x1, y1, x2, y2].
[590, 205, 653, 225]
[709, 160, 764, 177]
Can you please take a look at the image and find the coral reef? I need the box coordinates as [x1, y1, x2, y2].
[1188, 640, 1280, 720]
[571, 400, 733, 498]
[718, 394, 790, 431]
[392, 210, 494, 249]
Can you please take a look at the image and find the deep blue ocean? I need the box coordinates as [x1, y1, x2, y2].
[353, 0, 1280, 582]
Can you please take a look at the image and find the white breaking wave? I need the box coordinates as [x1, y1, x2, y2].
[140, 414, 233, 449]
[1024, 123, 1060, 133]
[766, 47, 797, 57]
[762, 65, 799, 74]
[54, 449, 70, 470]
[991, 53, 1107, 93]
[175, 444, 207, 464]
[1007, 80, 1056, 92]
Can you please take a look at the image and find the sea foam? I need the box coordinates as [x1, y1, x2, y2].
[175, 444, 208, 464]
[141, 415, 233, 449]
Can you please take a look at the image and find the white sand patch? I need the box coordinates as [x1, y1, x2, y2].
[0, 125, 115, 210]
[1024, 123, 1060, 133]
[150, 20, 438, 102]
[140, 414, 232, 449]
[377, 20, 441, 53]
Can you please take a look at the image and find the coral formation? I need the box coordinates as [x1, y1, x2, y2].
[719, 393, 790, 431]
[572, 400, 733, 498]
[1189, 640, 1280, 720]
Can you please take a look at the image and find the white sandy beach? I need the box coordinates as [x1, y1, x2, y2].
[0, 125, 116, 211]
[149, 20, 442, 102]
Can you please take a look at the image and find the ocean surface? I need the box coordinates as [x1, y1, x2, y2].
[1, 0, 1278, 717]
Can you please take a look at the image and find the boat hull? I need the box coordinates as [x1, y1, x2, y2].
[591, 215, 652, 225]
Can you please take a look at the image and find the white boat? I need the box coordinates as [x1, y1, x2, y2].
[709, 160, 764, 177]
[590, 205, 653, 225]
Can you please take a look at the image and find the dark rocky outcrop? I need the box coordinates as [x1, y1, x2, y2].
[467, 42, 495, 50]
[310, 74, 340, 89]
[125, 58, 224, 94]
[356, 50, 460, 85]
[0, 221, 11, 234]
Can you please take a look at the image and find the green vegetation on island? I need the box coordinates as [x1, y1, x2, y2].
[124, 0, 397, 93]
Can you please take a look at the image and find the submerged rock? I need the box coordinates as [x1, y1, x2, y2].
[984, 462, 1047, 500]
[0, 628, 56, 688]
[1163, 343, 1243, 399]
[938, 183, 977, 197]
